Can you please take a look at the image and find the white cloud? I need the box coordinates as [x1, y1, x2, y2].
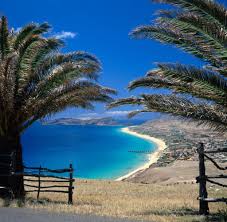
[54, 31, 77, 39]
[12, 27, 22, 33]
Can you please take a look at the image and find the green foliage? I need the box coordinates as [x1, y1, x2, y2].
[0, 17, 116, 137]
[109, 0, 227, 131]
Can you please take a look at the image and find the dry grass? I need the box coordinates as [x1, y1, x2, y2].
[1, 179, 226, 222]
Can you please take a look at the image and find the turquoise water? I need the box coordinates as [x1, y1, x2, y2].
[22, 122, 156, 179]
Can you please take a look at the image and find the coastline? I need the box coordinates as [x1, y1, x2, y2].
[116, 127, 167, 181]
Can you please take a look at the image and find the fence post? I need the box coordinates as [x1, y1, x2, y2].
[197, 143, 209, 215]
[37, 165, 41, 200]
[68, 163, 73, 205]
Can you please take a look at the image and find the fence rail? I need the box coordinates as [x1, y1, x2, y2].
[196, 143, 227, 215]
[23, 164, 74, 204]
[204, 148, 227, 154]
[24, 166, 72, 173]
[0, 152, 74, 204]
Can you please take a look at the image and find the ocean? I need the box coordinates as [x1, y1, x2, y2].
[22, 122, 156, 180]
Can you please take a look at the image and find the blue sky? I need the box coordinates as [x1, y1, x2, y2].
[1, 0, 205, 119]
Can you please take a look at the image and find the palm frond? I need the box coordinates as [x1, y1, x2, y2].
[0, 18, 115, 135]
[159, 17, 227, 64]
[128, 63, 227, 105]
[31, 60, 100, 98]
[130, 75, 215, 102]
[0, 16, 9, 60]
[176, 11, 227, 44]
[109, 0, 227, 132]
[108, 97, 144, 109]
[16, 38, 63, 94]
[127, 109, 150, 118]
[13, 23, 51, 50]
[18, 80, 116, 129]
[33, 51, 101, 84]
[110, 94, 227, 131]
[131, 19, 226, 67]
[153, 0, 227, 31]
[132, 0, 227, 68]
[155, 63, 227, 91]
[143, 94, 227, 129]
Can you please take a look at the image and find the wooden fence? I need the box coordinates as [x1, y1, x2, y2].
[0, 151, 74, 204]
[22, 164, 74, 204]
[196, 143, 227, 215]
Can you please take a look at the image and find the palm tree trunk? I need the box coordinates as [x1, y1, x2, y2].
[0, 136, 25, 199]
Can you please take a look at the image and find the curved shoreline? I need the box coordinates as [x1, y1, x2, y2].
[115, 127, 167, 181]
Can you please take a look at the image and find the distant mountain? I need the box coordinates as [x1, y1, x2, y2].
[44, 117, 144, 126]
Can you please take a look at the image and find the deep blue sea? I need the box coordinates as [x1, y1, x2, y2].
[21, 122, 156, 180]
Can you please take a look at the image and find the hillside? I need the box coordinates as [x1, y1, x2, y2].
[44, 117, 120, 126]
[44, 117, 144, 126]
[124, 119, 227, 184]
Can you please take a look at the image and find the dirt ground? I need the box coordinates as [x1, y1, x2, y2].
[125, 160, 227, 185]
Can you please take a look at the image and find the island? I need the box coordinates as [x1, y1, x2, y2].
[43, 117, 144, 126]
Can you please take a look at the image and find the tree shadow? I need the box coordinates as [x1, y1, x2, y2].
[1, 198, 11, 207]
[0, 197, 25, 207]
[138, 207, 198, 217]
[137, 207, 227, 221]
[26, 197, 69, 205]
[204, 210, 227, 222]
[25, 197, 102, 207]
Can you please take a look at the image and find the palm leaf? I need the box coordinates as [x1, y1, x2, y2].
[110, 94, 227, 131]
[110, 0, 227, 131]
[0, 17, 115, 135]
[13, 23, 51, 50]
[0, 16, 9, 60]
[153, 0, 227, 31]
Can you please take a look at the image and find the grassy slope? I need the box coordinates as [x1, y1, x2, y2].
[1, 179, 226, 222]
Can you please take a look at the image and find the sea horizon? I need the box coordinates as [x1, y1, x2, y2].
[22, 122, 156, 180]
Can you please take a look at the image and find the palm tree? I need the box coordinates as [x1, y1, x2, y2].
[109, 0, 227, 131]
[0, 16, 116, 198]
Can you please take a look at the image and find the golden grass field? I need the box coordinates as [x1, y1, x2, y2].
[1, 179, 226, 222]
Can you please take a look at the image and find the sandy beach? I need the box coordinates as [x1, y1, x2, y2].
[116, 127, 167, 181]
